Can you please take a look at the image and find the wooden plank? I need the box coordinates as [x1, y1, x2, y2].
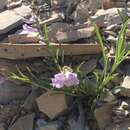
[8, 34, 39, 44]
[0, 43, 101, 59]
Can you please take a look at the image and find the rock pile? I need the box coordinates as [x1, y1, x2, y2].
[1, 0, 130, 130]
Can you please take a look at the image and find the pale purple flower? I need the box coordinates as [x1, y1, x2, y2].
[0, 76, 6, 84]
[22, 24, 38, 33]
[52, 73, 65, 88]
[52, 71, 79, 88]
[23, 15, 37, 24]
[64, 72, 79, 87]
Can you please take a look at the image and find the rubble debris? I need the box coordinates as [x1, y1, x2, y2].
[105, 119, 130, 130]
[8, 113, 35, 130]
[91, 8, 129, 27]
[0, 0, 130, 130]
[120, 76, 130, 97]
[112, 101, 130, 123]
[36, 91, 69, 119]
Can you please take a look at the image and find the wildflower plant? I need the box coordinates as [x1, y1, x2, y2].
[93, 19, 130, 99]
[10, 15, 130, 101]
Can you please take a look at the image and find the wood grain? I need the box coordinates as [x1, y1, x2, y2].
[0, 43, 101, 59]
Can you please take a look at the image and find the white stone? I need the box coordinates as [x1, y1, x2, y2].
[120, 76, 130, 97]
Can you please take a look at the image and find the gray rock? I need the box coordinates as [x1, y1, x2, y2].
[95, 103, 114, 130]
[80, 59, 97, 75]
[68, 104, 89, 130]
[36, 121, 62, 130]
[120, 76, 130, 97]
[70, 1, 89, 23]
[105, 120, 130, 130]
[91, 8, 129, 27]
[36, 119, 47, 128]
[0, 79, 31, 104]
[0, 0, 7, 11]
[9, 113, 35, 130]
[0, 123, 6, 130]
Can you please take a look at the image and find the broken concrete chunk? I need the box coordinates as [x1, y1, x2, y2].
[56, 27, 95, 43]
[0, 10, 22, 34]
[120, 76, 130, 97]
[95, 103, 113, 130]
[9, 113, 35, 130]
[37, 121, 62, 130]
[48, 22, 74, 42]
[0, 6, 31, 34]
[13, 5, 31, 17]
[91, 8, 128, 27]
[36, 91, 69, 119]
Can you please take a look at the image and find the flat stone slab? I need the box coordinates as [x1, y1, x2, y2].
[36, 92, 68, 119]
[0, 5, 31, 35]
[9, 113, 35, 130]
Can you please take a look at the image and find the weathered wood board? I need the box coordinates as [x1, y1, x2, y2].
[0, 43, 101, 59]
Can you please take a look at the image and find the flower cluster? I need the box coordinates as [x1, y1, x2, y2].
[23, 24, 38, 33]
[22, 15, 38, 34]
[52, 68, 79, 88]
